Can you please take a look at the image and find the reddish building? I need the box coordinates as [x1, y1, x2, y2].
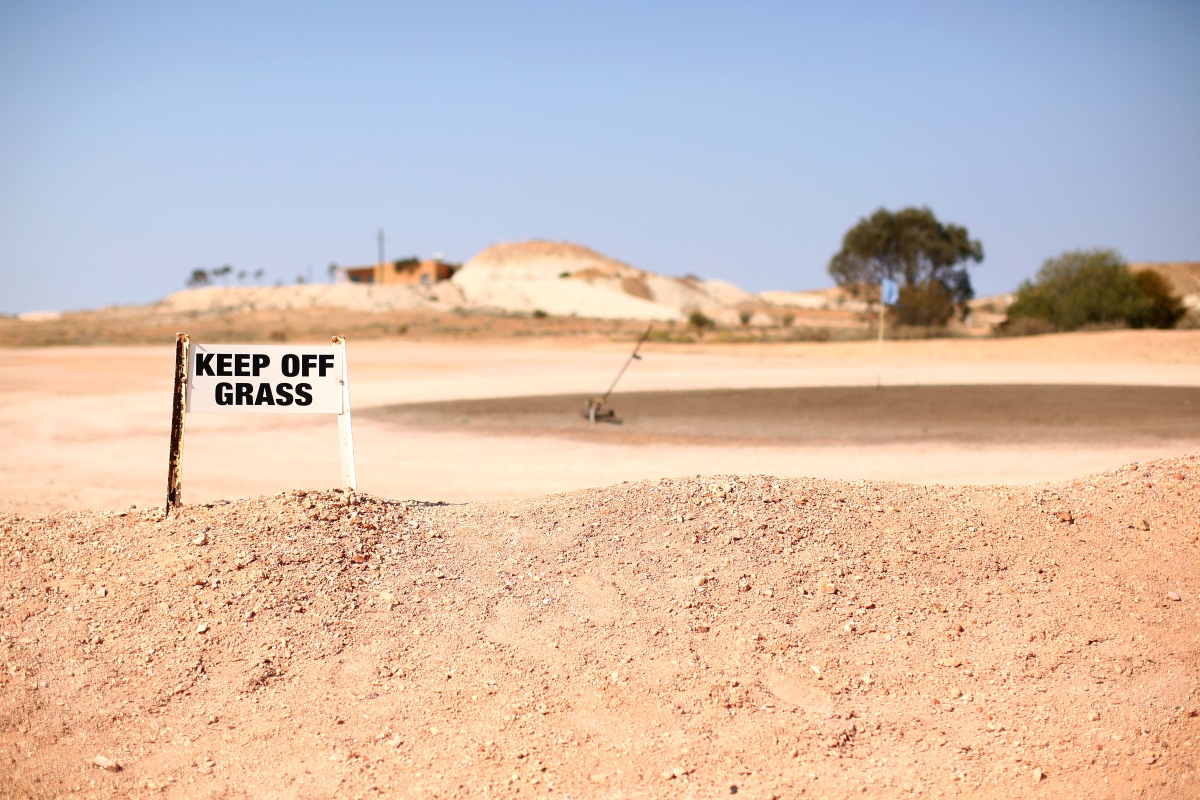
[342, 259, 458, 286]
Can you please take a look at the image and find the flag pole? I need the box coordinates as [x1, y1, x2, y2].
[877, 300, 884, 389]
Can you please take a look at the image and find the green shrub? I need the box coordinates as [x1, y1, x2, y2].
[1000, 316, 1057, 337]
[893, 281, 958, 327]
[1131, 270, 1186, 329]
[687, 310, 716, 331]
[1005, 248, 1183, 333]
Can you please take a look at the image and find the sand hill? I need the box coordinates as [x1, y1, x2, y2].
[451, 241, 754, 323]
[151, 241, 774, 324]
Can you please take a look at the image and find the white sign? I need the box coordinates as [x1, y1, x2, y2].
[186, 344, 344, 414]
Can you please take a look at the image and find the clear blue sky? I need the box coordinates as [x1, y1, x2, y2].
[2, 1, 1198, 313]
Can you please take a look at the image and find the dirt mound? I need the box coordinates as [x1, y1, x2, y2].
[3, 457, 1197, 798]
[141, 241, 763, 324]
[455, 241, 639, 282]
[452, 240, 754, 322]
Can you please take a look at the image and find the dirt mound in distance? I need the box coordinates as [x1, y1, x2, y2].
[452, 240, 755, 322]
[3, 457, 1197, 798]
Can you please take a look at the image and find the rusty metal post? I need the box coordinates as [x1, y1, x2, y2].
[165, 332, 189, 514]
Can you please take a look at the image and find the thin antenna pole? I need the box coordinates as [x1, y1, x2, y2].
[602, 325, 653, 405]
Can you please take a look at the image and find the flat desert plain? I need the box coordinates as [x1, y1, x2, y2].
[2, 329, 1199, 799]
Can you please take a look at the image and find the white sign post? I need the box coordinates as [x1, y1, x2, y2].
[166, 334, 357, 513]
[878, 278, 899, 389]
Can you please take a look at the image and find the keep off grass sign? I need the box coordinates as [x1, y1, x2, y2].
[187, 344, 344, 413]
[166, 334, 356, 513]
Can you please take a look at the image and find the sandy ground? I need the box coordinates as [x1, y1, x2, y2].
[1, 331, 1199, 515]
[2, 329, 1200, 799]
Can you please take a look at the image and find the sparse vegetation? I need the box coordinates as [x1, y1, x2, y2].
[687, 310, 715, 331]
[1132, 269, 1187, 329]
[1005, 248, 1184, 333]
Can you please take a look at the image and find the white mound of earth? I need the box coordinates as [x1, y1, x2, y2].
[451, 240, 753, 321]
[155, 240, 763, 322]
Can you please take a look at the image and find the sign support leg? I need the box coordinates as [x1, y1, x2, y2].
[333, 336, 357, 492]
[166, 332, 189, 514]
[876, 301, 885, 389]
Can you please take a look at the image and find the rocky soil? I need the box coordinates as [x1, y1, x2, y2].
[2, 457, 1198, 799]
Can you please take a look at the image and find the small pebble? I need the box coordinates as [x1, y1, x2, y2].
[1033, 767, 1044, 782]
[93, 755, 120, 772]
[197, 623, 209, 634]
[193, 532, 208, 546]
[1088, 711, 1100, 721]
[96, 587, 107, 597]
[817, 578, 836, 594]
[1167, 591, 1181, 602]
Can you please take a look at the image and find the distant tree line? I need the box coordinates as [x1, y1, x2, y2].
[185, 266, 276, 288]
[827, 207, 1186, 334]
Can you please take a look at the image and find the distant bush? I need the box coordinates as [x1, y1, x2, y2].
[687, 310, 715, 331]
[781, 312, 795, 327]
[1000, 316, 1057, 337]
[1005, 248, 1184, 333]
[1132, 270, 1187, 329]
[738, 311, 753, 326]
[531, 309, 549, 319]
[893, 281, 957, 327]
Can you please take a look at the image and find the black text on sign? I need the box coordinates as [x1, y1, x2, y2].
[186, 345, 343, 414]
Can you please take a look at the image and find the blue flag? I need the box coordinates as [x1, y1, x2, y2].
[881, 277, 899, 306]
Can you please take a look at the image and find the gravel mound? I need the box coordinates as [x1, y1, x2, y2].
[2, 457, 1197, 798]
